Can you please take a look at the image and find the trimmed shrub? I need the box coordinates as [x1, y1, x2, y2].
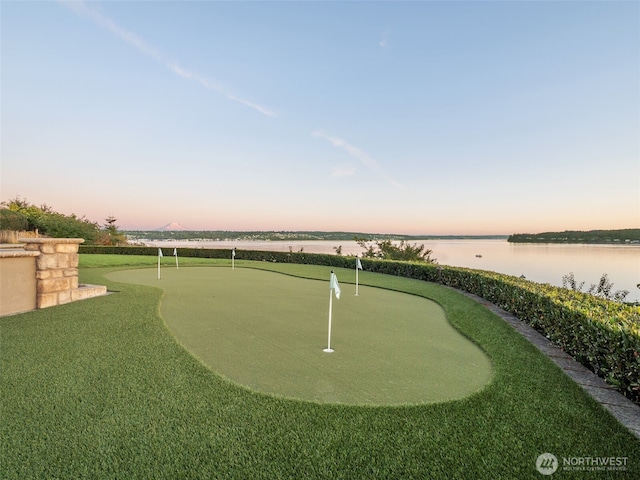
[0, 209, 29, 230]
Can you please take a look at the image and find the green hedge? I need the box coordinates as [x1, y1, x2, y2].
[80, 245, 640, 403]
[79, 245, 355, 267]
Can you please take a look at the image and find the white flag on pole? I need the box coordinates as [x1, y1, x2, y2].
[158, 248, 163, 258]
[330, 271, 341, 299]
[355, 256, 362, 296]
[324, 270, 341, 352]
[173, 248, 177, 256]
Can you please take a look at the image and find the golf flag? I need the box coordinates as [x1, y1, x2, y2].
[355, 256, 362, 296]
[330, 271, 341, 299]
[324, 270, 341, 352]
[173, 248, 179, 269]
[232, 248, 236, 270]
[157, 248, 163, 279]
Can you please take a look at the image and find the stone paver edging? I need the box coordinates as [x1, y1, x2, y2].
[460, 291, 640, 440]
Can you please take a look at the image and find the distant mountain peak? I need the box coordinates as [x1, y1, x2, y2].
[157, 222, 185, 231]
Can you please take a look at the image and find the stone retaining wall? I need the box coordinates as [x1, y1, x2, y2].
[22, 238, 83, 308]
[0, 238, 107, 315]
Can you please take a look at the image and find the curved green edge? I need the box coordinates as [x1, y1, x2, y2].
[107, 265, 493, 405]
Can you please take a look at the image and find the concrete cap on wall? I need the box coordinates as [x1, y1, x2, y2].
[19, 238, 85, 244]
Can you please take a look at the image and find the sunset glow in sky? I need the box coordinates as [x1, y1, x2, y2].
[2, 1, 638, 234]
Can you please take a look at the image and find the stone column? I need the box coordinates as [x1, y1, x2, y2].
[21, 238, 84, 309]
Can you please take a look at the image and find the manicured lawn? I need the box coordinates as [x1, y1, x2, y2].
[106, 266, 492, 405]
[1, 254, 638, 479]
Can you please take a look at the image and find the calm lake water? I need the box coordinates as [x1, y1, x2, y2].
[146, 239, 640, 302]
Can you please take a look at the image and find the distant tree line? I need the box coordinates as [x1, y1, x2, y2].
[125, 230, 368, 242]
[126, 230, 507, 242]
[508, 229, 640, 244]
[0, 196, 126, 245]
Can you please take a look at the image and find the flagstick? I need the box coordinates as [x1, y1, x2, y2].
[232, 249, 235, 271]
[157, 254, 161, 280]
[355, 262, 359, 296]
[175, 254, 179, 270]
[324, 288, 334, 352]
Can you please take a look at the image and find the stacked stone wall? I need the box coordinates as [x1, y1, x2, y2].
[22, 238, 85, 309]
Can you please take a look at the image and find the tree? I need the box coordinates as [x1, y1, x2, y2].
[354, 236, 436, 263]
[2, 196, 46, 231]
[97, 216, 127, 246]
[562, 272, 629, 303]
[0, 196, 100, 243]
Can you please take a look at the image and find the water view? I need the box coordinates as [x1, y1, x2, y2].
[145, 238, 640, 302]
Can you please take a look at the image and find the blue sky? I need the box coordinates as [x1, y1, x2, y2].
[2, 0, 638, 234]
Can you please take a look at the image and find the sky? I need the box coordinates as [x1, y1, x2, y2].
[1, 0, 639, 235]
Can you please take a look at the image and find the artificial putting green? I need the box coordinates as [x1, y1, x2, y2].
[107, 266, 492, 405]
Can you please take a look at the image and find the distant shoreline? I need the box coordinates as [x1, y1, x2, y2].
[508, 229, 639, 245]
[125, 230, 509, 242]
[124, 229, 640, 245]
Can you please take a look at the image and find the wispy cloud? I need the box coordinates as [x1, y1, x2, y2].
[312, 130, 402, 188]
[59, 0, 276, 117]
[331, 164, 357, 178]
[379, 29, 390, 48]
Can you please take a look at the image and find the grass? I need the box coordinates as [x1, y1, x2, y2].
[106, 266, 492, 405]
[1, 254, 638, 479]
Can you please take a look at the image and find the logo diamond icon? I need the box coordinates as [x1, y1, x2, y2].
[536, 453, 559, 475]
